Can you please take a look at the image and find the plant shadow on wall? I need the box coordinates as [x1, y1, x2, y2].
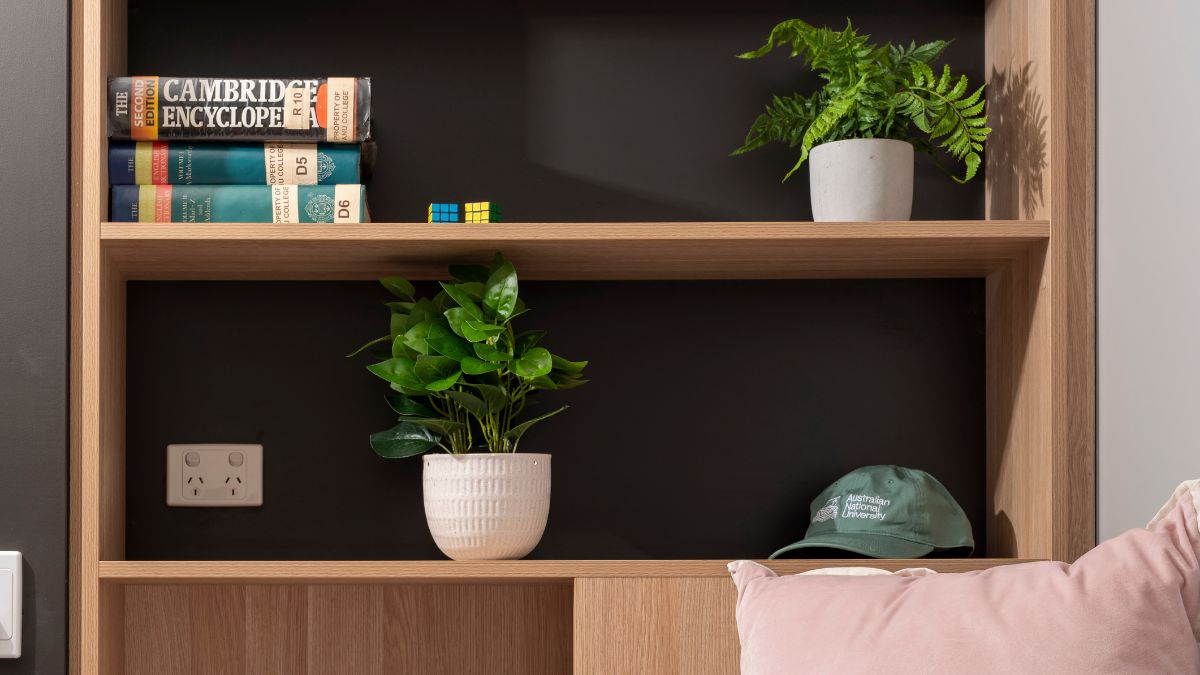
[984, 61, 1047, 219]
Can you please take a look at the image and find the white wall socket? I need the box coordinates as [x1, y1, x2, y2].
[167, 444, 263, 507]
[0, 551, 21, 658]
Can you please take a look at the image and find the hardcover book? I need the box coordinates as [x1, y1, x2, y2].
[108, 77, 371, 142]
[108, 141, 367, 185]
[111, 184, 368, 223]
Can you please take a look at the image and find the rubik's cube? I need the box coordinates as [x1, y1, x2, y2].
[427, 203, 459, 223]
[465, 201, 503, 223]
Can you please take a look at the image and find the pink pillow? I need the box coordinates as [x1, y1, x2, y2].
[730, 480, 1200, 674]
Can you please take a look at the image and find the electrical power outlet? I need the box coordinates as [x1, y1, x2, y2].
[166, 444, 263, 507]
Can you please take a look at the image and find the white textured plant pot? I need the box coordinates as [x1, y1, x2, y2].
[809, 138, 914, 222]
[422, 453, 551, 560]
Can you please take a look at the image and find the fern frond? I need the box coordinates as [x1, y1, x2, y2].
[730, 93, 818, 156]
[783, 76, 867, 181]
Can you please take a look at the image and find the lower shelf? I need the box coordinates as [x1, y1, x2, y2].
[99, 558, 1034, 583]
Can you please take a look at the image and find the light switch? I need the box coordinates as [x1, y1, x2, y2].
[0, 551, 20, 658]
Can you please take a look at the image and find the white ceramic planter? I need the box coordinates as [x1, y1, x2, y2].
[809, 138, 914, 222]
[422, 453, 551, 560]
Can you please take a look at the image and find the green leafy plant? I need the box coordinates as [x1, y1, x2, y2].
[349, 253, 588, 458]
[732, 19, 991, 183]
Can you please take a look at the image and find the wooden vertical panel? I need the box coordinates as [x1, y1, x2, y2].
[983, 0, 1094, 561]
[382, 584, 572, 675]
[245, 585, 308, 675]
[574, 578, 738, 675]
[189, 587, 246, 675]
[986, 249, 1053, 558]
[306, 585, 384, 675]
[72, 0, 126, 672]
[1049, 0, 1096, 561]
[124, 586, 191, 675]
[984, 0, 1052, 220]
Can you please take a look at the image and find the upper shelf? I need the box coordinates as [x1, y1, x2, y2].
[100, 221, 1049, 280]
[98, 558, 1034, 583]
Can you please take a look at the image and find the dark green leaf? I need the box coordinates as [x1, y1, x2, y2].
[513, 347, 553, 379]
[415, 355, 459, 384]
[514, 330, 546, 355]
[464, 320, 505, 342]
[380, 277, 415, 300]
[483, 261, 519, 322]
[370, 421, 439, 458]
[385, 392, 437, 418]
[444, 389, 487, 418]
[550, 354, 587, 373]
[438, 282, 484, 320]
[474, 342, 513, 362]
[503, 406, 569, 443]
[426, 320, 474, 361]
[385, 301, 414, 313]
[463, 382, 509, 414]
[404, 417, 466, 437]
[461, 356, 503, 375]
[367, 357, 422, 389]
[403, 320, 434, 355]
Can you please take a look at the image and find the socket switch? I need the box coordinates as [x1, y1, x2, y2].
[167, 444, 263, 507]
[0, 551, 20, 658]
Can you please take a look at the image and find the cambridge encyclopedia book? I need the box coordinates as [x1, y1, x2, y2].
[108, 76, 371, 142]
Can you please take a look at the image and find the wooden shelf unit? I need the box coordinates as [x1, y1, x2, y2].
[101, 220, 1049, 279]
[70, 0, 1095, 673]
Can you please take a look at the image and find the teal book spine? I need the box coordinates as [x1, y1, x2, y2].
[108, 142, 363, 185]
[111, 185, 367, 223]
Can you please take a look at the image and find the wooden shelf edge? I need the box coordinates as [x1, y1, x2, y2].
[101, 220, 1050, 242]
[98, 558, 1038, 583]
[98, 220, 1049, 281]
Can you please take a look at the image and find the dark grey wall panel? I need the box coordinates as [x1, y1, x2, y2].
[125, 279, 985, 560]
[128, 0, 985, 222]
[0, 0, 69, 673]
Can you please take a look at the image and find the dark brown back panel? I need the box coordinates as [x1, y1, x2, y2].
[125, 279, 985, 560]
[127, 0, 984, 222]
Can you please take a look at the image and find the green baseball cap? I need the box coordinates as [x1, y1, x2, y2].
[769, 465, 974, 559]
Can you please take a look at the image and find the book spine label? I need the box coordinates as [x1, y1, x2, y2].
[108, 142, 361, 185]
[107, 77, 371, 142]
[110, 185, 367, 223]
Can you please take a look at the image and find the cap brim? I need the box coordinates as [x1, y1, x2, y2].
[769, 532, 936, 560]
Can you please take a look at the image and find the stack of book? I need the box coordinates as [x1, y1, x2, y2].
[107, 76, 372, 223]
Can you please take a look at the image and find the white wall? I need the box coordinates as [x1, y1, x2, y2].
[1098, 0, 1200, 539]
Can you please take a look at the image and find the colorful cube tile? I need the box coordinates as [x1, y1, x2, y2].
[427, 203, 459, 223]
[464, 201, 503, 223]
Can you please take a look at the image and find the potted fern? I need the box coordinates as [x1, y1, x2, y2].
[349, 253, 588, 560]
[733, 19, 991, 221]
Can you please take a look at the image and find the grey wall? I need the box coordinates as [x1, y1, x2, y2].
[0, 0, 69, 672]
[1098, 0, 1200, 539]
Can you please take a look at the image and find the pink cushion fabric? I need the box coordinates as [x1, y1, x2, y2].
[730, 480, 1200, 674]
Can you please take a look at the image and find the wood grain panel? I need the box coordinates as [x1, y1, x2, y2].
[1049, 0, 1096, 561]
[189, 587, 246, 675]
[98, 558, 1033, 583]
[99, 221, 1049, 280]
[986, 249, 1053, 558]
[985, 0, 1051, 220]
[245, 586, 307, 674]
[72, 0, 126, 673]
[383, 584, 572, 674]
[120, 583, 572, 675]
[306, 585, 384, 675]
[124, 586, 190, 675]
[574, 577, 737, 675]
